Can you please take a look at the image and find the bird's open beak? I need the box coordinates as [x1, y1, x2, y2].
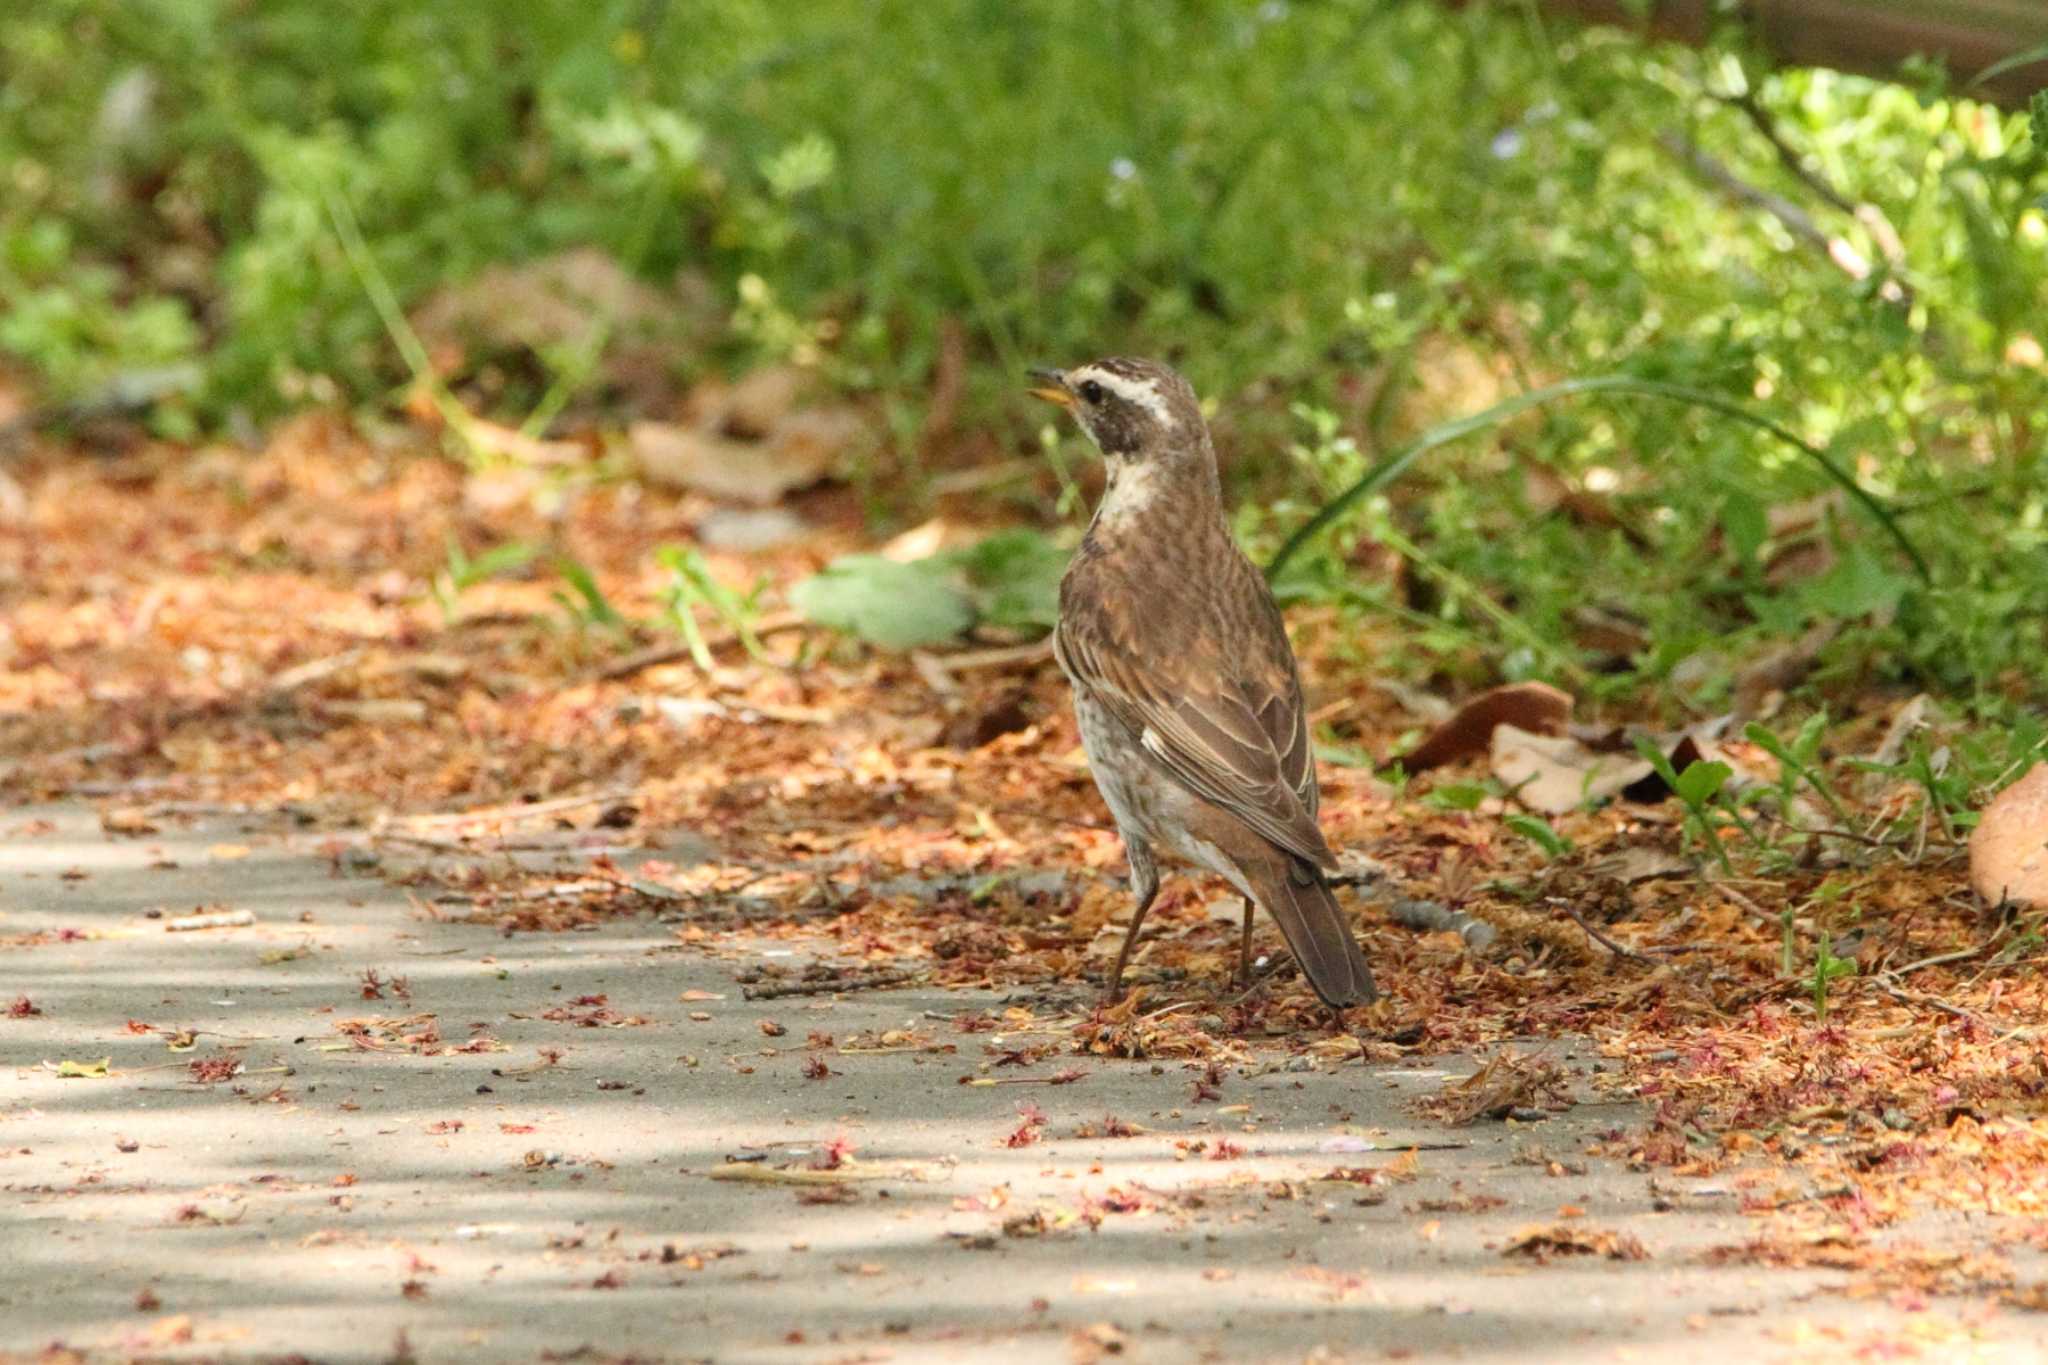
[1027, 367, 1074, 408]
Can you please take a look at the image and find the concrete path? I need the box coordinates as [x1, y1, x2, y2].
[3, 804, 2038, 1363]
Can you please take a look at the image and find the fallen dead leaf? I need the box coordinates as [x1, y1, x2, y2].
[1418, 1049, 1571, 1126]
[1970, 763, 2048, 909]
[52, 1057, 112, 1078]
[1068, 1321, 1130, 1362]
[1403, 682, 1574, 772]
[631, 407, 856, 505]
[1586, 846, 1692, 884]
[1732, 621, 1840, 719]
[1491, 725, 1650, 814]
[101, 807, 160, 836]
[1502, 1223, 1649, 1262]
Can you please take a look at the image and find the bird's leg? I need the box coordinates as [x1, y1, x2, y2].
[1237, 898, 1256, 989]
[1104, 845, 1160, 1003]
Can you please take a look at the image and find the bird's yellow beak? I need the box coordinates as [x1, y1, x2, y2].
[1027, 367, 1074, 408]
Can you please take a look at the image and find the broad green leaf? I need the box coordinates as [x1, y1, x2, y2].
[939, 529, 1067, 633]
[1721, 490, 1767, 567]
[56, 1057, 112, 1078]
[1673, 759, 1733, 807]
[1425, 782, 1487, 812]
[790, 556, 974, 649]
[1803, 545, 1910, 621]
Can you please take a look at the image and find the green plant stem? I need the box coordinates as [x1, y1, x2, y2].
[1264, 375, 1931, 583]
[1371, 523, 1589, 683]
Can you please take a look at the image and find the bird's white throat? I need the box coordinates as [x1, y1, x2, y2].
[1093, 456, 1163, 531]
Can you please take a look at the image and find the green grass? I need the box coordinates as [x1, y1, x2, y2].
[3, 0, 2046, 717]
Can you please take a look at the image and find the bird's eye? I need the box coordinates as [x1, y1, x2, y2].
[1078, 379, 1105, 405]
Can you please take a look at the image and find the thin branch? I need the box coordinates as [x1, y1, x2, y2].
[1544, 897, 1653, 964]
[742, 970, 919, 1001]
[1656, 132, 1906, 307]
[1716, 90, 1914, 305]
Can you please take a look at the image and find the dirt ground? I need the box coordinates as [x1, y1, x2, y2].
[5, 802, 2043, 1364]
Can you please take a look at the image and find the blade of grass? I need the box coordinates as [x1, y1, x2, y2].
[319, 182, 491, 462]
[1263, 375, 1930, 583]
[1970, 42, 2048, 89]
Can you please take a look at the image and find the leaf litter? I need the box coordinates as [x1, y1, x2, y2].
[3, 430, 2046, 1320]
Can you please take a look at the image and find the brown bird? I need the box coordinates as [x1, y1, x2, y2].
[1030, 357, 1377, 1009]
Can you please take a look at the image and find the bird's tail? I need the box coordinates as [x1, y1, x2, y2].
[1241, 849, 1377, 1008]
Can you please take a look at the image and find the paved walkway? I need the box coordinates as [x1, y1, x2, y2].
[2, 805, 2037, 1362]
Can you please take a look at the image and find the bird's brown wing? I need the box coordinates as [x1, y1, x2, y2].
[1056, 554, 1335, 870]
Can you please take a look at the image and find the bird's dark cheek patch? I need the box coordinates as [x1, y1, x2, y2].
[1093, 410, 1143, 455]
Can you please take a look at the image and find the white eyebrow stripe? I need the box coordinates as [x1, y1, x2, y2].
[1074, 366, 1176, 428]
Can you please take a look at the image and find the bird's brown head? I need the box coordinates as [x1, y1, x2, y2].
[1028, 357, 1207, 463]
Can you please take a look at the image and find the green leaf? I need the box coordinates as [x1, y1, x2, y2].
[56, 1057, 111, 1078]
[1803, 545, 1910, 621]
[1425, 782, 1488, 812]
[1673, 759, 1733, 807]
[2032, 89, 2048, 153]
[1505, 813, 1573, 859]
[1632, 734, 1683, 791]
[790, 556, 974, 649]
[1721, 490, 1767, 567]
[1974, 43, 2048, 90]
[553, 556, 626, 629]
[455, 540, 539, 588]
[1743, 722, 1794, 764]
[939, 529, 1067, 633]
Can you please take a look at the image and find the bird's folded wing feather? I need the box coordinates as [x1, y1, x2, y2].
[1056, 585, 1335, 869]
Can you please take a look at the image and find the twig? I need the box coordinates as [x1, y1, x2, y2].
[912, 638, 1055, 696]
[165, 910, 256, 932]
[741, 970, 919, 1001]
[1875, 981, 1993, 1030]
[1656, 132, 1906, 306]
[590, 613, 806, 682]
[1881, 930, 2003, 980]
[1712, 880, 1799, 929]
[1544, 897, 1651, 963]
[931, 638, 1056, 672]
[1779, 823, 1894, 849]
[1716, 89, 1913, 298]
[377, 787, 637, 831]
[267, 649, 369, 693]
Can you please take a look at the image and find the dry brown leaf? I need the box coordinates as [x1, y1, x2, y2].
[1403, 682, 1575, 772]
[630, 409, 854, 505]
[1867, 693, 1935, 768]
[1586, 846, 1692, 884]
[409, 247, 692, 366]
[1068, 1321, 1131, 1362]
[1418, 1049, 1569, 1126]
[1502, 1223, 1649, 1262]
[1970, 763, 2048, 909]
[714, 366, 809, 439]
[101, 807, 160, 836]
[1732, 620, 1840, 719]
[1491, 725, 1650, 815]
